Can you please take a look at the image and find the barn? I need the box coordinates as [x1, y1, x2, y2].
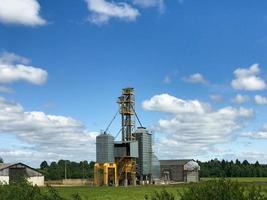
[159, 159, 200, 183]
[0, 163, 44, 186]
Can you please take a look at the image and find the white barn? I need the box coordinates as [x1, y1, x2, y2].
[0, 163, 44, 186]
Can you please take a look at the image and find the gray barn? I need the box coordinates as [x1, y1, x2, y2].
[159, 160, 200, 183]
[0, 163, 44, 186]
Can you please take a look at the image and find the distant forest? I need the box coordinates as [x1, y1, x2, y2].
[37, 159, 267, 180]
[198, 159, 267, 177]
[39, 160, 95, 180]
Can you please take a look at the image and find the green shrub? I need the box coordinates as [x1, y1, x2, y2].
[0, 178, 83, 200]
[179, 179, 267, 200]
[145, 179, 267, 200]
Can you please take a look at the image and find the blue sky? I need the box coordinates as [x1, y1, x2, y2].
[1, 0, 267, 166]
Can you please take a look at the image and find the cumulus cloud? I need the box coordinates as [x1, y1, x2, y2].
[0, 97, 97, 165]
[0, 0, 46, 26]
[255, 95, 267, 105]
[183, 73, 209, 84]
[133, 0, 164, 12]
[232, 94, 249, 104]
[231, 64, 266, 91]
[143, 94, 253, 158]
[85, 0, 140, 24]
[0, 52, 47, 85]
[142, 93, 210, 114]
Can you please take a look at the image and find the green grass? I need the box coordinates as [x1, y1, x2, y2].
[54, 185, 184, 200]
[201, 177, 267, 183]
[49, 178, 267, 200]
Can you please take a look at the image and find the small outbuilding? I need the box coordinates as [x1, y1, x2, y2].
[0, 163, 44, 186]
[159, 159, 200, 183]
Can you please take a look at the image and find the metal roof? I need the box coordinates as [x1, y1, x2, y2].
[159, 159, 193, 166]
[0, 163, 16, 170]
[0, 163, 42, 174]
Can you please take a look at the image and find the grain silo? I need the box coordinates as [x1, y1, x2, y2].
[94, 133, 118, 186]
[96, 133, 114, 163]
[134, 127, 152, 182]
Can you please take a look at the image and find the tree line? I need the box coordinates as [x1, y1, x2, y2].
[1, 157, 264, 180]
[198, 159, 267, 177]
[39, 160, 95, 180]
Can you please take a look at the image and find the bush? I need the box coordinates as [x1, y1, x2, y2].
[145, 179, 267, 200]
[0, 178, 83, 200]
[179, 179, 267, 200]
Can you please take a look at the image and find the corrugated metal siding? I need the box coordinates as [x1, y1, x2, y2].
[160, 165, 184, 182]
[96, 133, 114, 163]
[186, 171, 199, 182]
[134, 128, 152, 176]
[114, 146, 127, 157]
[130, 141, 139, 158]
[114, 141, 139, 158]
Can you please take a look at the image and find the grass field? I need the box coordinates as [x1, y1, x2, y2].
[52, 178, 267, 200]
[55, 185, 184, 200]
[201, 177, 267, 183]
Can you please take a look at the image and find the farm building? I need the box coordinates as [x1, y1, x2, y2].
[0, 163, 44, 186]
[159, 160, 200, 183]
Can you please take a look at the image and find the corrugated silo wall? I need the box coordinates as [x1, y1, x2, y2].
[96, 134, 114, 163]
[135, 129, 152, 177]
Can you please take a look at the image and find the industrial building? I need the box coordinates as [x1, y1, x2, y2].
[160, 160, 200, 183]
[94, 88, 200, 186]
[94, 88, 155, 186]
[0, 163, 44, 186]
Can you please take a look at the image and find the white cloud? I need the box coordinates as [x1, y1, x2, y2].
[232, 94, 249, 104]
[143, 94, 253, 158]
[0, 52, 30, 65]
[133, 0, 164, 12]
[0, 97, 97, 165]
[231, 64, 266, 91]
[241, 123, 267, 139]
[142, 93, 209, 114]
[0, 0, 46, 26]
[210, 94, 223, 103]
[255, 95, 267, 105]
[0, 52, 47, 85]
[85, 0, 140, 24]
[183, 73, 209, 84]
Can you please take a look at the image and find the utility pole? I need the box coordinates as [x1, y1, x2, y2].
[65, 160, 67, 180]
[83, 161, 85, 180]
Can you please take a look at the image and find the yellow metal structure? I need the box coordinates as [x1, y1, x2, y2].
[94, 163, 118, 186]
[116, 157, 136, 186]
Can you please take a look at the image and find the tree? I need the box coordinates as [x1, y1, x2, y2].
[0, 157, 3, 163]
[40, 161, 48, 169]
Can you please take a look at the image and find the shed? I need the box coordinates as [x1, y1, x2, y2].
[159, 159, 200, 183]
[0, 163, 44, 186]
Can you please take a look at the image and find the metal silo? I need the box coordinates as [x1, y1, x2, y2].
[134, 127, 152, 179]
[96, 133, 115, 163]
